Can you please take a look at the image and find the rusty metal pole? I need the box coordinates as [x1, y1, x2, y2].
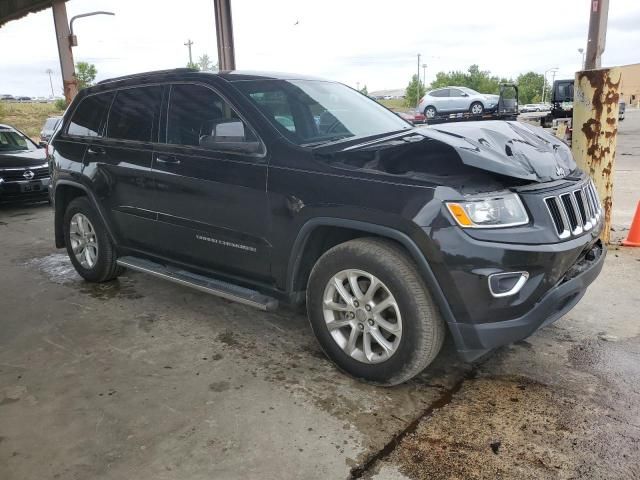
[52, 0, 77, 104]
[571, 67, 621, 244]
[584, 0, 609, 70]
[214, 0, 236, 70]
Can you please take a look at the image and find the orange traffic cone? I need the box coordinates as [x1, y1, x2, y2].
[622, 201, 640, 247]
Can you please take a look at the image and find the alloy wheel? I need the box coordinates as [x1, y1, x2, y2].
[69, 213, 98, 269]
[322, 269, 402, 364]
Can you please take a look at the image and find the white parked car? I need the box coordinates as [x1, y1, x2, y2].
[418, 86, 499, 119]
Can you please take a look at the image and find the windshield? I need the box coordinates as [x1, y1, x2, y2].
[0, 130, 35, 152]
[235, 79, 411, 146]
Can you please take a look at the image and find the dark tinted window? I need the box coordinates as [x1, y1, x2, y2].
[449, 88, 464, 97]
[67, 92, 114, 137]
[429, 89, 450, 97]
[166, 84, 256, 148]
[107, 86, 162, 142]
[554, 82, 574, 102]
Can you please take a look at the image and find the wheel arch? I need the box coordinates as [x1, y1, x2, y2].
[423, 105, 437, 116]
[53, 180, 116, 249]
[286, 217, 464, 348]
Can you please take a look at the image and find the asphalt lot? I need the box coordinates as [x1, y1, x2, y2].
[1, 111, 639, 480]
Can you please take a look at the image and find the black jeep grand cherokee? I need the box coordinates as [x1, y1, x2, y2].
[49, 69, 605, 385]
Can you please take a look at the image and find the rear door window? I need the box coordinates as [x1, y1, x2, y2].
[67, 92, 114, 137]
[106, 86, 163, 142]
[430, 89, 450, 97]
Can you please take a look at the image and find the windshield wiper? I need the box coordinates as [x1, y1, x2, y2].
[300, 135, 354, 148]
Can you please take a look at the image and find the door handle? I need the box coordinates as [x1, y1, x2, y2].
[155, 155, 181, 165]
[87, 146, 106, 155]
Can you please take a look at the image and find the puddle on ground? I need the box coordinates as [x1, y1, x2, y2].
[27, 253, 142, 300]
[27, 253, 80, 284]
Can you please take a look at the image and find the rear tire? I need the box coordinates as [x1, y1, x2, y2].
[63, 196, 123, 282]
[424, 106, 437, 119]
[306, 237, 445, 386]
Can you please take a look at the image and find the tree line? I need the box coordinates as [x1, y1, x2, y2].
[404, 64, 550, 107]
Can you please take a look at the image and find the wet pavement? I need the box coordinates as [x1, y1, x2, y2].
[1, 111, 639, 479]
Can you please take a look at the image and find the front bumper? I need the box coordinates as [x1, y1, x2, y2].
[0, 178, 50, 201]
[452, 240, 606, 361]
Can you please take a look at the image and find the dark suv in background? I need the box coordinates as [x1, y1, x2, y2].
[49, 69, 605, 385]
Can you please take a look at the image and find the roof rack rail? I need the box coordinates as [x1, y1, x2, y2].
[97, 68, 199, 85]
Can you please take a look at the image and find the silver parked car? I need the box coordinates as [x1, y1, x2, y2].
[418, 86, 499, 119]
[39, 116, 62, 145]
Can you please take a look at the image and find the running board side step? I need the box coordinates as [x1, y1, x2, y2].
[117, 256, 278, 311]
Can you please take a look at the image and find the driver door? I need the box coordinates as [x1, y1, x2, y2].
[150, 82, 271, 281]
[448, 88, 468, 112]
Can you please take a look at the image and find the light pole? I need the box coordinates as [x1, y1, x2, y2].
[542, 67, 558, 103]
[184, 39, 194, 65]
[55, 9, 115, 104]
[69, 11, 115, 46]
[422, 63, 427, 88]
[578, 48, 585, 69]
[45, 69, 55, 97]
[416, 53, 421, 108]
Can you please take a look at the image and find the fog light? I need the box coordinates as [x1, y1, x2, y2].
[488, 271, 529, 298]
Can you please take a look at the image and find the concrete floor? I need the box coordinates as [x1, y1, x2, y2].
[1, 111, 639, 480]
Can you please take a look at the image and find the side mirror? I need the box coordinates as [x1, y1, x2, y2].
[461, 93, 469, 97]
[200, 120, 262, 154]
[38, 141, 47, 148]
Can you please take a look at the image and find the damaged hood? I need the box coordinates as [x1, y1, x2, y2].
[423, 121, 576, 182]
[328, 120, 576, 183]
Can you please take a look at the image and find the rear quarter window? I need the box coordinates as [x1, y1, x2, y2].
[67, 92, 114, 137]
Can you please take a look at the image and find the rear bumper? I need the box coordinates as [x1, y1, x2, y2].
[454, 240, 606, 361]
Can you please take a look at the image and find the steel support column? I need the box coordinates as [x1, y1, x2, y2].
[52, 0, 77, 103]
[585, 0, 609, 70]
[214, 0, 235, 71]
[571, 67, 621, 244]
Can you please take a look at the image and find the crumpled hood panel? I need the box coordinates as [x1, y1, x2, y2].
[422, 120, 576, 182]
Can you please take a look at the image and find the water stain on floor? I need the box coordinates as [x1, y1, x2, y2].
[27, 253, 80, 284]
[27, 253, 142, 300]
[376, 374, 640, 480]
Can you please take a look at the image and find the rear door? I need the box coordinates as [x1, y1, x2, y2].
[430, 88, 451, 112]
[87, 85, 164, 251]
[150, 82, 271, 280]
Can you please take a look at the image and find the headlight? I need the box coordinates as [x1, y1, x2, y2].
[446, 193, 529, 228]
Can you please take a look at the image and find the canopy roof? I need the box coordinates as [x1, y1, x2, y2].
[0, 0, 56, 27]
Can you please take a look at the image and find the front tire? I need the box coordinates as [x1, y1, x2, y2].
[306, 238, 445, 386]
[470, 102, 484, 115]
[63, 196, 122, 282]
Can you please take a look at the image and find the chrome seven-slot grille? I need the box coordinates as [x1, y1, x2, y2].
[0, 166, 49, 182]
[544, 179, 602, 239]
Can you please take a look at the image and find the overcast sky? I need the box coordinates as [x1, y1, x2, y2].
[1, 0, 639, 96]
